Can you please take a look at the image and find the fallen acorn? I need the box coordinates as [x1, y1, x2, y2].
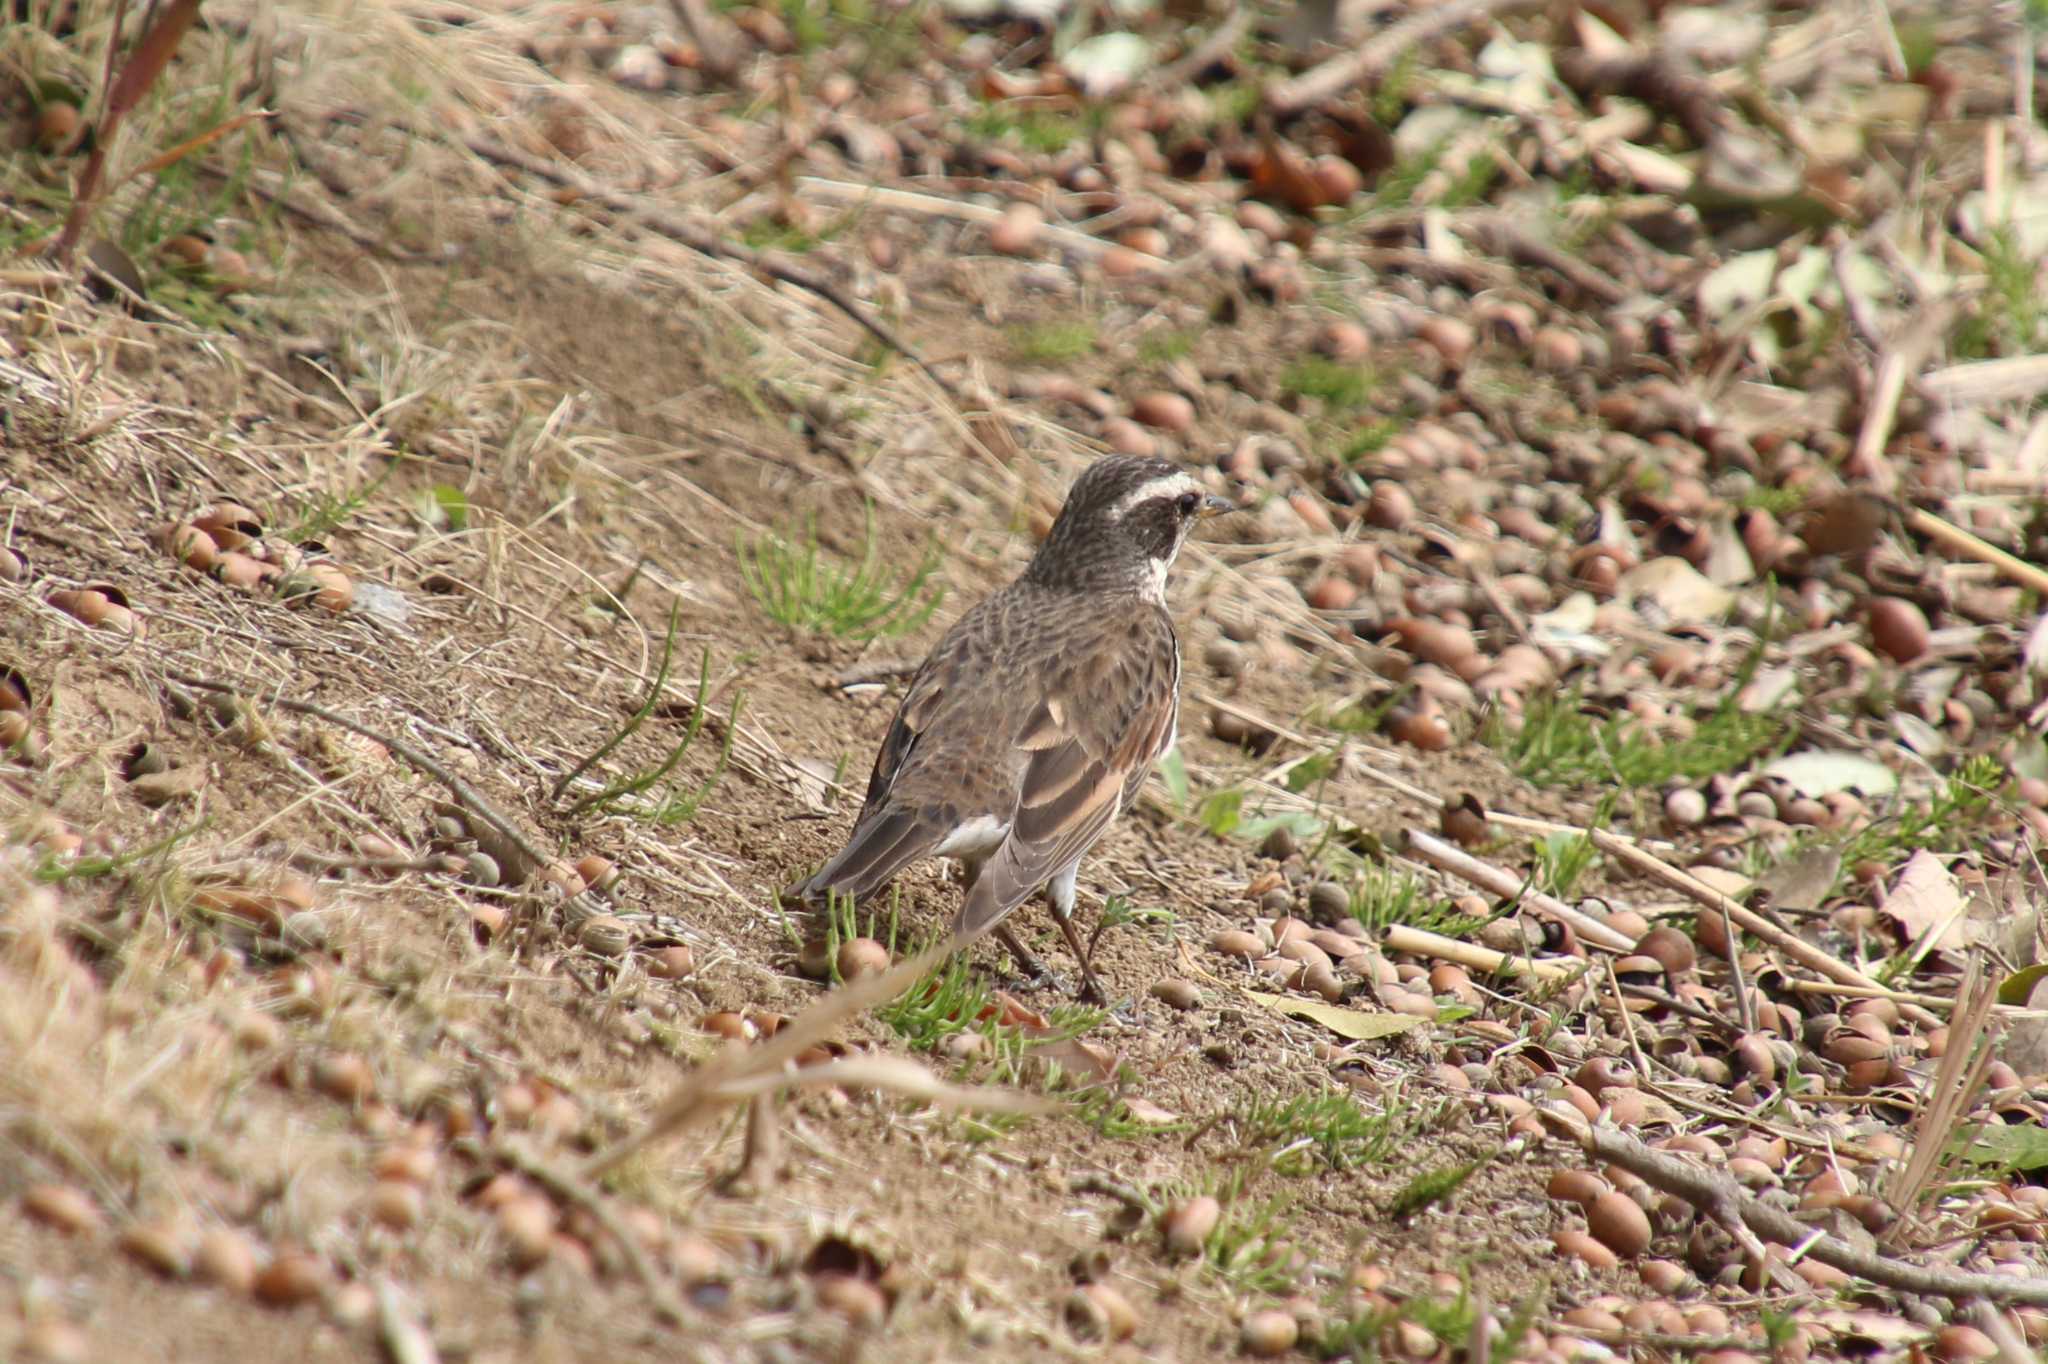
[160, 522, 218, 571]
[1240, 1308, 1300, 1357]
[1065, 1282, 1137, 1342]
[837, 936, 891, 980]
[252, 1249, 329, 1306]
[1586, 1190, 1652, 1258]
[1160, 1195, 1219, 1257]
[22, 1183, 103, 1235]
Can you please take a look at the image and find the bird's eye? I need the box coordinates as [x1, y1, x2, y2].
[1176, 492, 1200, 516]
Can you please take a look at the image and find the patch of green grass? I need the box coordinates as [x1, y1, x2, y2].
[1348, 865, 1479, 939]
[1737, 483, 1805, 518]
[1137, 329, 1198, 364]
[33, 819, 206, 885]
[1842, 752, 2007, 881]
[1438, 153, 1501, 209]
[1206, 79, 1263, 129]
[1490, 686, 1792, 791]
[1528, 818, 1601, 901]
[1372, 49, 1420, 127]
[965, 104, 1086, 154]
[738, 509, 945, 640]
[552, 623, 737, 824]
[1385, 1150, 1493, 1217]
[1008, 319, 1097, 363]
[1202, 1185, 1303, 1294]
[285, 464, 397, 541]
[1952, 226, 2046, 361]
[1281, 357, 1382, 411]
[739, 207, 858, 254]
[1236, 1090, 1409, 1174]
[1340, 416, 1404, 461]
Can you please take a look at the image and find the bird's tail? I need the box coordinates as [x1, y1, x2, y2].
[949, 843, 1038, 946]
[789, 806, 931, 905]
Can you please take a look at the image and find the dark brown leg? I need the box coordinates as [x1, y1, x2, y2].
[992, 923, 1049, 981]
[1054, 914, 1106, 1005]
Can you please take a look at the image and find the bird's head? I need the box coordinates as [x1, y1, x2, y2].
[1026, 455, 1235, 600]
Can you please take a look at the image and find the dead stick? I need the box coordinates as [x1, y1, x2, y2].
[1907, 507, 2048, 598]
[461, 135, 957, 398]
[1590, 830, 1939, 1026]
[664, 0, 745, 82]
[1382, 923, 1576, 982]
[1547, 1115, 2048, 1307]
[162, 670, 554, 881]
[1406, 829, 1636, 952]
[466, 1138, 689, 1325]
[1264, 0, 1540, 120]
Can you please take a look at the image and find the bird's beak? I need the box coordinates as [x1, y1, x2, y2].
[1198, 494, 1238, 519]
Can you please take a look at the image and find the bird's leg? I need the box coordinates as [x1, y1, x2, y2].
[961, 856, 1055, 986]
[1047, 864, 1106, 1005]
[992, 923, 1052, 983]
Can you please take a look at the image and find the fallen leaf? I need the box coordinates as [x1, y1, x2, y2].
[127, 765, 207, 805]
[1245, 992, 1423, 1041]
[1121, 1097, 1180, 1126]
[1617, 557, 1734, 625]
[1882, 850, 1968, 953]
[1997, 963, 2048, 1007]
[1762, 750, 1898, 798]
[1754, 847, 1842, 915]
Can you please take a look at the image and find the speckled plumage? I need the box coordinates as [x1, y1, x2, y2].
[792, 456, 1229, 993]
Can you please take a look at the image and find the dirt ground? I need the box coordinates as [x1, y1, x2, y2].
[5, 0, 2047, 1361]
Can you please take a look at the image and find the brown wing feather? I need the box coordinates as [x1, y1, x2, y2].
[953, 607, 1178, 941]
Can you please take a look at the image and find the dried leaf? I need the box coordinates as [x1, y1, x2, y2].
[1883, 850, 1968, 953]
[1755, 847, 1841, 915]
[1244, 992, 1423, 1041]
[1762, 750, 1898, 798]
[1616, 557, 1733, 625]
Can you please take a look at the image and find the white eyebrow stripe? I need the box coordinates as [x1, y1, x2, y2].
[1110, 472, 1204, 519]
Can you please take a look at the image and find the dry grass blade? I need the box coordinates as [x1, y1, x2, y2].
[1883, 956, 2000, 1233]
[124, 108, 274, 183]
[1590, 830, 1939, 1023]
[709, 1053, 1052, 1112]
[1264, 0, 1542, 118]
[583, 934, 1021, 1178]
[50, 0, 206, 264]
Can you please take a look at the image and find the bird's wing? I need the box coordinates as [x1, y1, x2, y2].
[792, 630, 977, 901]
[953, 608, 1178, 941]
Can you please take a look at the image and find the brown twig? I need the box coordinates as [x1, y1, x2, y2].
[51, 0, 206, 266]
[160, 669, 554, 882]
[1405, 829, 1636, 952]
[464, 1137, 689, 1326]
[1264, 0, 1541, 121]
[1552, 49, 1728, 147]
[460, 135, 958, 398]
[1588, 830, 1940, 1026]
[1545, 1114, 2048, 1307]
[1382, 922, 1578, 983]
[1140, 8, 1254, 93]
[1906, 507, 2048, 598]
[665, 0, 747, 83]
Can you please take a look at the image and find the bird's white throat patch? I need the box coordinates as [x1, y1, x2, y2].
[1110, 471, 1205, 521]
[1139, 554, 1170, 604]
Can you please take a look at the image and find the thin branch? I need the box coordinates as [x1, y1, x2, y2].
[1264, 0, 1539, 121]
[460, 134, 959, 398]
[1543, 1113, 2048, 1307]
